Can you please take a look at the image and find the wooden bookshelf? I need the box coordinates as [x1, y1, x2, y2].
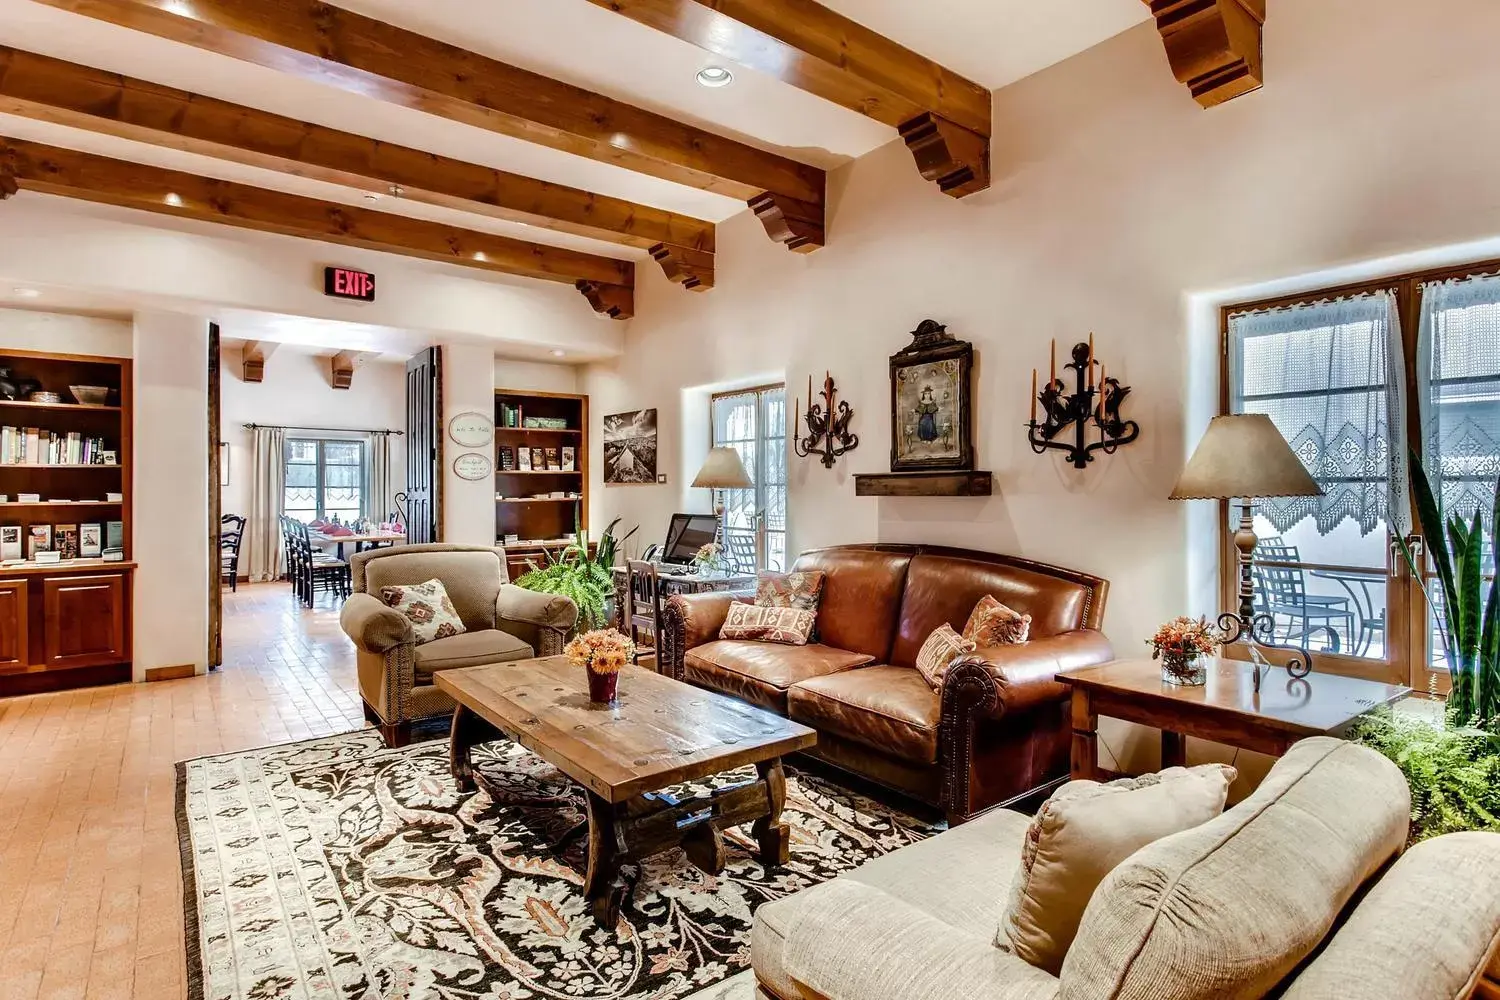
[494, 388, 589, 580]
[0, 349, 133, 695]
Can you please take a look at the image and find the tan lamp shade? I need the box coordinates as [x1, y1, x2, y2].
[1169, 414, 1324, 500]
[691, 447, 753, 489]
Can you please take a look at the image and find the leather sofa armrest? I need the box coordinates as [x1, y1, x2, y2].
[340, 592, 413, 654]
[659, 592, 740, 681]
[781, 880, 1061, 1000]
[943, 629, 1115, 721]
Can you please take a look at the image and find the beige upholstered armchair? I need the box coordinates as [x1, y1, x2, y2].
[339, 543, 578, 745]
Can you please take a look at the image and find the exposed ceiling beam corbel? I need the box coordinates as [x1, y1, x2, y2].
[30, 0, 828, 253]
[0, 137, 636, 320]
[330, 350, 377, 389]
[1143, 0, 1266, 108]
[0, 46, 715, 289]
[583, 0, 992, 198]
[241, 341, 277, 382]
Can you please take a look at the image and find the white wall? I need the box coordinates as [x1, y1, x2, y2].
[442, 342, 501, 545]
[133, 312, 210, 678]
[584, 0, 1500, 779]
[0, 307, 132, 357]
[220, 343, 408, 571]
[495, 358, 579, 394]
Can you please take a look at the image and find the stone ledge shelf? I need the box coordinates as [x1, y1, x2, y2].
[853, 471, 994, 497]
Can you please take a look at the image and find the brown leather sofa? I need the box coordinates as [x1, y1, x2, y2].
[660, 544, 1112, 823]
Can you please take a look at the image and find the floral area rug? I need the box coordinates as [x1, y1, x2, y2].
[176, 729, 936, 1000]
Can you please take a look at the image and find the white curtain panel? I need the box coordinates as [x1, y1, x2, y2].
[1418, 273, 1500, 523]
[1228, 290, 1409, 538]
[247, 426, 286, 582]
[369, 431, 394, 522]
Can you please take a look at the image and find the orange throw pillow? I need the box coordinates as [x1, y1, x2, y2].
[964, 595, 1032, 646]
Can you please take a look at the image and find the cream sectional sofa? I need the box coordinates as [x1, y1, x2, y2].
[752, 737, 1500, 1000]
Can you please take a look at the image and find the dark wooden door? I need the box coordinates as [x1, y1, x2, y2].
[405, 347, 441, 543]
[0, 580, 26, 667]
[43, 574, 127, 669]
[207, 321, 222, 669]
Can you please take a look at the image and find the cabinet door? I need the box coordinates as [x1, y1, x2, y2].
[0, 580, 26, 668]
[43, 574, 127, 669]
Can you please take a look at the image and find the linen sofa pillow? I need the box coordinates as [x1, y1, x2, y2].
[997, 763, 1237, 975]
[378, 578, 468, 645]
[719, 603, 816, 646]
[914, 623, 977, 690]
[963, 594, 1032, 646]
[756, 570, 826, 614]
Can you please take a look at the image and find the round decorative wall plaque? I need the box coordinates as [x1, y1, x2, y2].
[452, 452, 493, 481]
[448, 411, 494, 449]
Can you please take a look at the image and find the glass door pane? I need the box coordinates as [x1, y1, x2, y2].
[711, 385, 787, 572]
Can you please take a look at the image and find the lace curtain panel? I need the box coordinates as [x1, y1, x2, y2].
[1418, 273, 1500, 523]
[1229, 291, 1408, 537]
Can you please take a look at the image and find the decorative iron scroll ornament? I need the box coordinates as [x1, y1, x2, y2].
[1027, 337, 1140, 469]
[794, 372, 858, 469]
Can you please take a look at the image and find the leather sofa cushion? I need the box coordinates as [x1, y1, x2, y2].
[685, 641, 874, 713]
[789, 666, 941, 765]
[414, 629, 534, 676]
[889, 553, 1092, 668]
[791, 547, 912, 662]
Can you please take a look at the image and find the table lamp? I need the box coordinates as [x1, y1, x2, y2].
[1169, 413, 1325, 691]
[691, 447, 753, 558]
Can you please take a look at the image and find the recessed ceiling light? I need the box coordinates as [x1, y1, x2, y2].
[12, 287, 40, 299]
[696, 66, 734, 88]
[164, 192, 183, 207]
[473, 251, 488, 262]
[551, 349, 566, 358]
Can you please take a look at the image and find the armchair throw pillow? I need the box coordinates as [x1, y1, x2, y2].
[378, 578, 468, 645]
[997, 763, 1237, 975]
[756, 570, 826, 614]
[914, 623, 977, 690]
[719, 603, 816, 646]
[963, 594, 1032, 646]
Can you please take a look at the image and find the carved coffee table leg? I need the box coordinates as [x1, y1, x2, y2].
[584, 792, 624, 929]
[752, 758, 790, 866]
[448, 703, 487, 793]
[683, 822, 728, 875]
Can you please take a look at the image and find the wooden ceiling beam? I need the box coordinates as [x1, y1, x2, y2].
[585, 0, 992, 198]
[1143, 0, 1266, 108]
[0, 46, 713, 287]
[31, 0, 827, 251]
[241, 341, 277, 382]
[0, 137, 634, 319]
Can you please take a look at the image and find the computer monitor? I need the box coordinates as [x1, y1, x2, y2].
[661, 513, 720, 565]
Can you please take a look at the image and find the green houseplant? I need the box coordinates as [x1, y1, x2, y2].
[514, 516, 637, 633]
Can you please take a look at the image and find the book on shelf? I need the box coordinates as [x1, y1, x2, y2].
[27, 524, 50, 558]
[80, 523, 102, 559]
[544, 447, 560, 470]
[17, 493, 41, 504]
[531, 447, 547, 470]
[105, 520, 124, 551]
[561, 446, 575, 471]
[498, 445, 516, 471]
[0, 525, 20, 561]
[0, 425, 114, 465]
[498, 403, 524, 428]
[55, 524, 79, 560]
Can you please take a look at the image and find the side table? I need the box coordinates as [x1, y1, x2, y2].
[1058, 657, 1410, 780]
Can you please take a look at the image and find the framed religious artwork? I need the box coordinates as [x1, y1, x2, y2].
[888, 319, 974, 472]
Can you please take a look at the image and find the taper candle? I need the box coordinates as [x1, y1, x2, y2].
[1031, 369, 1038, 422]
[1050, 339, 1056, 384]
[1088, 332, 1095, 388]
[1097, 365, 1107, 419]
[808, 374, 813, 412]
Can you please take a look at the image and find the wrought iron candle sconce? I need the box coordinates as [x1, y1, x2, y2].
[1026, 336, 1140, 469]
[794, 372, 859, 468]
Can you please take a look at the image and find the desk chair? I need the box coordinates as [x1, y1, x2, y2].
[624, 560, 665, 670]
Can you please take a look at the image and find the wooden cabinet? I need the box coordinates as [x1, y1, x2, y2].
[43, 574, 127, 669]
[0, 580, 26, 668]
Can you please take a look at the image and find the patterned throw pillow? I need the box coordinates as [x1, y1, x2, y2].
[964, 594, 1032, 646]
[756, 570, 826, 613]
[914, 623, 977, 690]
[719, 603, 816, 646]
[378, 578, 467, 645]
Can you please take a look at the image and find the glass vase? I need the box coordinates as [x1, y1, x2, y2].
[587, 665, 620, 704]
[1161, 652, 1208, 687]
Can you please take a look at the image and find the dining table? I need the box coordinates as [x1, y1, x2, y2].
[308, 529, 407, 561]
[1308, 566, 1386, 657]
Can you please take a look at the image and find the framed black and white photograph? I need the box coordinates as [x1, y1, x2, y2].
[603, 408, 658, 485]
[889, 320, 974, 472]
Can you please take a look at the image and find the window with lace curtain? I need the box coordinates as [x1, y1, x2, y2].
[710, 385, 786, 572]
[1223, 261, 1500, 688]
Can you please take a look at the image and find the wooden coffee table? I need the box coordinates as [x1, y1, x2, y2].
[1059, 657, 1410, 779]
[434, 656, 817, 927]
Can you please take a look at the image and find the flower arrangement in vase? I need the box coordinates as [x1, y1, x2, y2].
[693, 541, 727, 574]
[1148, 616, 1223, 686]
[565, 628, 636, 705]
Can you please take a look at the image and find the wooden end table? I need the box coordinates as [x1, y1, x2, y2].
[435, 656, 816, 927]
[1058, 657, 1410, 779]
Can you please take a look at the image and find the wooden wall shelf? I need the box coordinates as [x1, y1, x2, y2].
[853, 470, 993, 497]
[495, 388, 589, 580]
[0, 400, 123, 413]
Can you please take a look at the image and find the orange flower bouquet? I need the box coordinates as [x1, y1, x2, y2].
[1148, 615, 1223, 686]
[566, 627, 636, 704]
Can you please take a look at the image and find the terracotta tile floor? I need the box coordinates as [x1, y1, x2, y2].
[0, 583, 367, 1000]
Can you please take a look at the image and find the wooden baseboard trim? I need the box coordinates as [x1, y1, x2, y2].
[145, 664, 197, 682]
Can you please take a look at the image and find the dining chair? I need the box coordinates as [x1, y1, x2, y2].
[624, 560, 665, 669]
[724, 528, 758, 574]
[220, 514, 247, 592]
[1253, 539, 1356, 653]
[284, 518, 351, 606]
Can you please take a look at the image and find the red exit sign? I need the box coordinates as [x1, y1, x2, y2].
[324, 266, 376, 301]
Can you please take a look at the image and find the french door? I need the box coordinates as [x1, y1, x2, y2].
[710, 384, 787, 572]
[1222, 259, 1500, 689]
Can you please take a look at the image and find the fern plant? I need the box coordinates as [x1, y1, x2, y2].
[1350, 708, 1500, 842]
[1393, 450, 1500, 730]
[513, 515, 637, 634]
